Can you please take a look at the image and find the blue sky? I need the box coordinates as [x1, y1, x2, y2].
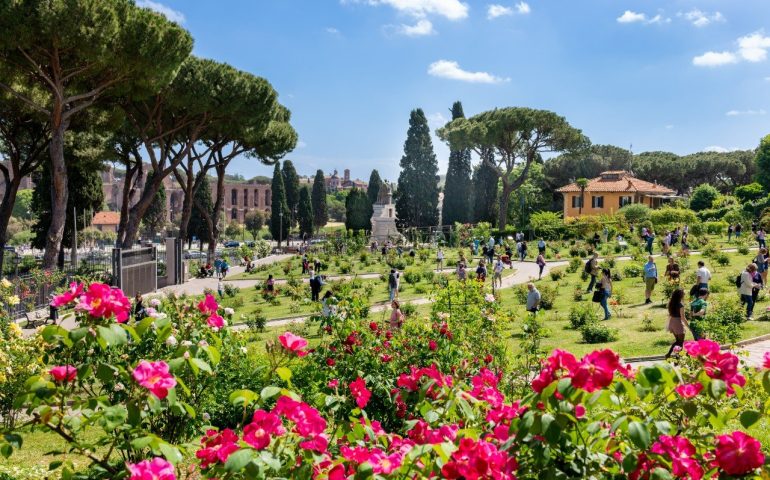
[137, 0, 770, 182]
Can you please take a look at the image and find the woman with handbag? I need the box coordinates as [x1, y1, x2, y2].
[598, 268, 612, 320]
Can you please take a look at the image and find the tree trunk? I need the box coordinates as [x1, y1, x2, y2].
[42, 123, 69, 269]
[206, 165, 226, 261]
[0, 176, 22, 271]
[497, 180, 514, 231]
[117, 161, 140, 246]
[122, 173, 164, 248]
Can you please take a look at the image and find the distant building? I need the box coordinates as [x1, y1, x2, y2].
[299, 169, 369, 193]
[92, 211, 121, 232]
[0, 160, 35, 203]
[556, 171, 677, 218]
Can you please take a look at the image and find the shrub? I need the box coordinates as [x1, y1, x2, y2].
[569, 303, 598, 330]
[580, 322, 619, 343]
[401, 302, 417, 318]
[567, 257, 582, 273]
[639, 313, 658, 332]
[623, 264, 643, 278]
[714, 253, 730, 266]
[223, 283, 240, 297]
[618, 203, 651, 223]
[514, 284, 529, 304]
[572, 288, 584, 301]
[339, 262, 352, 274]
[403, 268, 421, 285]
[704, 221, 728, 235]
[611, 271, 623, 282]
[737, 243, 750, 255]
[696, 297, 745, 344]
[549, 268, 566, 281]
[539, 284, 557, 310]
[243, 311, 267, 332]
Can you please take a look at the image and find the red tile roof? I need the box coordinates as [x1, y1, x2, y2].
[92, 211, 121, 226]
[556, 171, 675, 195]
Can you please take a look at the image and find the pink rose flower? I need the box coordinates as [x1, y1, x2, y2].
[196, 429, 239, 468]
[571, 349, 620, 392]
[763, 351, 770, 370]
[675, 383, 703, 399]
[651, 435, 703, 480]
[714, 431, 765, 476]
[278, 332, 308, 357]
[429, 340, 438, 351]
[51, 282, 84, 307]
[50, 365, 77, 383]
[75, 283, 131, 322]
[350, 377, 371, 409]
[132, 360, 176, 399]
[273, 396, 327, 437]
[328, 379, 339, 389]
[127, 457, 176, 480]
[243, 409, 285, 450]
[207, 314, 224, 329]
[574, 404, 586, 418]
[197, 294, 219, 315]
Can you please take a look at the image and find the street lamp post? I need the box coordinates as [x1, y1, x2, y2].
[279, 211, 283, 251]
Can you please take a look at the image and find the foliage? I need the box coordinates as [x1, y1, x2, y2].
[471, 152, 499, 224]
[311, 169, 328, 231]
[9, 190, 33, 221]
[188, 175, 214, 247]
[344, 188, 372, 232]
[689, 184, 719, 211]
[367, 169, 382, 207]
[569, 302, 598, 329]
[142, 170, 167, 238]
[281, 160, 300, 227]
[395, 109, 440, 228]
[693, 297, 745, 344]
[243, 209, 265, 240]
[735, 182, 765, 203]
[441, 101, 472, 225]
[297, 186, 314, 238]
[269, 162, 290, 244]
[618, 203, 651, 224]
[649, 207, 698, 229]
[529, 211, 563, 238]
[756, 134, 770, 191]
[580, 321, 619, 343]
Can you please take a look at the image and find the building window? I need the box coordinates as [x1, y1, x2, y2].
[265, 190, 271, 206]
[571, 196, 583, 208]
[254, 190, 259, 207]
[231, 189, 237, 206]
[591, 196, 604, 208]
[619, 196, 632, 207]
[231, 208, 238, 220]
[243, 189, 248, 206]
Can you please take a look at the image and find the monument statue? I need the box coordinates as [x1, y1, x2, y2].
[370, 181, 399, 242]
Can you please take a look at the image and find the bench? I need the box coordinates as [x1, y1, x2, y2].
[24, 308, 52, 328]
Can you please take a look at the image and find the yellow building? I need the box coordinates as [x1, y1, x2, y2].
[557, 171, 676, 218]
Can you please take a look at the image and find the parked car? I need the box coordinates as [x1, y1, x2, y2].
[223, 241, 240, 248]
[184, 250, 207, 260]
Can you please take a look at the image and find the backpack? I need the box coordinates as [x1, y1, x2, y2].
[584, 259, 592, 274]
[735, 274, 742, 289]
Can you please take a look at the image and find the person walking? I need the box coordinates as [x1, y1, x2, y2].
[665, 256, 680, 282]
[537, 238, 546, 255]
[696, 261, 711, 290]
[643, 256, 658, 304]
[436, 248, 444, 271]
[599, 268, 613, 320]
[735, 223, 743, 238]
[689, 288, 709, 340]
[536, 252, 546, 280]
[665, 288, 689, 359]
[266, 274, 275, 294]
[519, 241, 528, 262]
[758, 228, 766, 249]
[475, 259, 487, 282]
[221, 259, 229, 279]
[214, 257, 223, 279]
[585, 252, 600, 292]
[751, 266, 763, 305]
[493, 256, 504, 288]
[309, 269, 324, 302]
[526, 283, 541, 313]
[388, 268, 400, 301]
[645, 231, 655, 255]
[217, 278, 224, 298]
[727, 224, 734, 242]
[739, 263, 760, 320]
[457, 261, 467, 282]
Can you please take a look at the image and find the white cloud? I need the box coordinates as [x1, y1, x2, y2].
[487, 2, 529, 19]
[680, 9, 724, 28]
[703, 146, 730, 153]
[395, 19, 436, 36]
[738, 32, 770, 62]
[665, 125, 674, 130]
[617, 10, 669, 25]
[726, 109, 767, 116]
[692, 51, 738, 67]
[765, 76, 770, 81]
[428, 60, 509, 84]
[326, 27, 341, 34]
[487, 4, 512, 19]
[136, 0, 185, 24]
[427, 112, 448, 127]
[296, 141, 307, 149]
[694, 31, 770, 67]
[342, 0, 469, 20]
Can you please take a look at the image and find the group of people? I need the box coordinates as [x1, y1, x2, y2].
[197, 257, 230, 279]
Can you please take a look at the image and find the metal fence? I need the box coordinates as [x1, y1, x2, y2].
[113, 247, 157, 298]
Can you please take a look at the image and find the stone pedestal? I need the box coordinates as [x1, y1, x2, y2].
[370, 183, 400, 242]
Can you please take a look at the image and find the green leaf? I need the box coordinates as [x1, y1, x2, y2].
[709, 379, 727, 399]
[189, 358, 212, 375]
[628, 421, 650, 450]
[224, 449, 253, 472]
[159, 443, 182, 464]
[96, 325, 125, 348]
[641, 366, 663, 385]
[276, 367, 292, 383]
[740, 410, 761, 429]
[203, 345, 221, 365]
[651, 467, 673, 479]
[762, 371, 770, 395]
[260, 386, 281, 400]
[229, 389, 258, 407]
[354, 462, 373, 479]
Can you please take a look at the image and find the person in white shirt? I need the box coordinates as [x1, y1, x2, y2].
[696, 261, 711, 290]
[739, 263, 760, 319]
[436, 249, 444, 271]
[493, 256, 504, 288]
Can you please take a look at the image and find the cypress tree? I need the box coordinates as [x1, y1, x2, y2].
[188, 175, 213, 249]
[270, 162, 290, 246]
[282, 160, 300, 227]
[367, 169, 382, 206]
[311, 169, 328, 232]
[472, 149, 499, 224]
[345, 188, 373, 232]
[395, 109, 440, 228]
[441, 101, 472, 225]
[755, 134, 770, 192]
[298, 186, 313, 239]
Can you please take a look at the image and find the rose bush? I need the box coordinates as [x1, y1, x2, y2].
[2, 280, 769, 479]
